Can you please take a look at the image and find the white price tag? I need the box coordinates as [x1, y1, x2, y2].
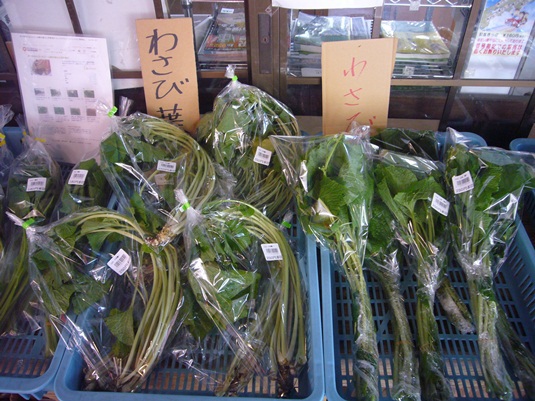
[26, 177, 47, 192]
[107, 249, 131, 275]
[452, 171, 474, 194]
[253, 146, 272, 166]
[431, 193, 450, 216]
[261, 243, 283, 261]
[68, 169, 88, 186]
[220, 8, 234, 13]
[157, 160, 177, 173]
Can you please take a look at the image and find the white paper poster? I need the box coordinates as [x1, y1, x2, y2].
[462, 0, 535, 94]
[12, 33, 113, 164]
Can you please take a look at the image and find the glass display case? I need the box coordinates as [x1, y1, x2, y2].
[242, 0, 534, 142]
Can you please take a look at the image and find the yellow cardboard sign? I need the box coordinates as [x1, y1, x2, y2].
[321, 38, 396, 135]
[136, 18, 200, 133]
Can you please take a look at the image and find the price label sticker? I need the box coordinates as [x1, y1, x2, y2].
[452, 171, 474, 194]
[107, 249, 131, 275]
[261, 243, 283, 261]
[26, 177, 47, 192]
[68, 169, 89, 186]
[253, 146, 272, 166]
[220, 8, 234, 13]
[431, 193, 450, 216]
[157, 160, 177, 173]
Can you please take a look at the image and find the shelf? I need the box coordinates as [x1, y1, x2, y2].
[383, 0, 472, 8]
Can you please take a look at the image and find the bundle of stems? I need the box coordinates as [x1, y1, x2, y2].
[27, 207, 183, 392]
[374, 150, 452, 401]
[100, 113, 216, 246]
[0, 138, 62, 336]
[445, 142, 535, 400]
[366, 200, 421, 401]
[271, 133, 379, 400]
[197, 76, 299, 220]
[184, 200, 306, 397]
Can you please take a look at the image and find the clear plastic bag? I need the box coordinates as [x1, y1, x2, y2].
[26, 207, 185, 392]
[271, 131, 379, 400]
[371, 127, 440, 161]
[0, 136, 62, 336]
[365, 200, 420, 401]
[51, 152, 112, 221]
[100, 112, 216, 246]
[174, 198, 307, 397]
[372, 148, 453, 401]
[196, 66, 299, 220]
[444, 127, 535, 399]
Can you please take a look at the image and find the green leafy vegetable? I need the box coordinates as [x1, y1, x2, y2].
[374, 150, 452, 401]
[272, 133, 378, 401]
[445, 141, 535, 400]
[0, 138, 62, 336]
[28, 207, 184, 392]
[197, 78, 299, 220]
[183, 200, 306, 397]
[54, 158, 111, 219]
[100, 112, 216, 246]
[366, 195, 421, 401]
[371, 128, 439, 160]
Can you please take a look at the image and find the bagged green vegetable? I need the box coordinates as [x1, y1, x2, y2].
[0, 136, 62, 336]
[100, 112, 216, 246]
[373, 149, 452, 401]
[26, 207, 185, 392]
[51, 153, 111, 221]
[444, 128, 535, 400]
[197, 65, 299, 220]
[176, 197, 307, 397]
[366, 192, 420, 401]
[271, 129, 378, 401]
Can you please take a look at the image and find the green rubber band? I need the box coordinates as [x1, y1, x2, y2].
[180, 201, 190, 212]
[22, 218, 36, 230]
[282, 221, 292, 228]
[107, 106, 118, 117]
[232, 75, 238, 81]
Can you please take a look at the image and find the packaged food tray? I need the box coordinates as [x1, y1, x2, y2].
[54, 228, 325, 401]
[321, 219, 535, 401]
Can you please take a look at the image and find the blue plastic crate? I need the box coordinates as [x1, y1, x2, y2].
[54, 229, 324, 401]
[321, 219, 535, 401]
[0, 322, 68, 400]
[509, 138, 535, 226]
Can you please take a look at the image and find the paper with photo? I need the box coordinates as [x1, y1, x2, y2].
[12, 33, 113, 164]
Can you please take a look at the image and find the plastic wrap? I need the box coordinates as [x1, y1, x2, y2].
[196, 65, 299, 220]
[51, 153, 112, 221]
[174, 199, 307, 397]
[444, 127, 535, 400]
[25, 207, 185, 392]
[0, 136, 62, 336]
[271, 132, 379, 400]
[370, 127, 475, 334]
[366, 200, 420, 401]
[371, 127, 440, 161]
[373, 148, 452, 401]
[100, 112, 216, 247]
